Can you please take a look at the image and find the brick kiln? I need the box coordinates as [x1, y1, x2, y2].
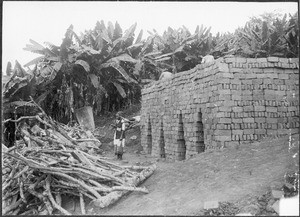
[140, 57, 299, 160]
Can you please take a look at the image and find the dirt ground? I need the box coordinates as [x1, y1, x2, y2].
[61, 108, 299, 216]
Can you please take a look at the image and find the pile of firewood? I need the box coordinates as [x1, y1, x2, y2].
[2, 98, 156, 215]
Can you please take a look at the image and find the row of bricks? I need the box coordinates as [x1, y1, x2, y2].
[217, 117, 298, 123]
[227, 61, 298, 69]
[153, 76, 299, 93]
[205, 94, 292, 101]
[208, 122, 299, 130]
[143, 96, 299, 106]
[227, 69, 298, 78]
[224, 56, 298, 64]
[147, 118, 298, 130]
[232, 100, 298, 106]
[219, 84, 298, 91]
[215, 130, 292, 141]
[142, 103, 299, 114]
[142, 116, 299, 128]
[216, 111, 299, 118]
[213, 127, 294, 136]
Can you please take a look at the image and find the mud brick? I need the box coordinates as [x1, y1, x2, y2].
[219, 89, 231, 94]
[244, 129, 255, 134]
[253, 79, 263, 85]
[224, 57, 235, 63]
[266, 107, 278, 112]
[289, 74, 299, 80]
[219, 106, 232, 112]
[267, 57, 279, 62]
[232, 107, 243, 112]
[215, 130, 232, 136]
[278, 58, 289, 63]
[278, 74, 289, 79]
[245, 74, 257, 79]
[235, 57, 247, 63]
[232, 94, 242, 100]
[219, 118, 232, 123]
[221, 72, 234, 78]
[253, 68, 264, 73]
[204, 200, 219, 209]
[266, 117, 278, 124]
[216, 112, 226, 118]
[231, 79, 242, 85]
[244, 105, 254, 112]
[215, 135, 231, 141]
[253, 94, 264, 100]
[264, 94, 276, 100]
[243, 118, 254, 123]
[254, 106, 265, 112]
[256, 58, 267, 63]
[267, 129, 277, 135]
[263, 68, 274, 73]
[232, 118, 243, 123]
[232, 130, 243, 135]
[218, 63, 229, 73]
[255, 129, 266, 134]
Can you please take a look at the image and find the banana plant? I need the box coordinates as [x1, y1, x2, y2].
[147, 25, 213, 74]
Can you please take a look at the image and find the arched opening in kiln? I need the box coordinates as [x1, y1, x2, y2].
[195, 111, 205, 153]
[177, 111, 186, 160]
[147, 116, 152, 154]
[159, 121, 165, 158]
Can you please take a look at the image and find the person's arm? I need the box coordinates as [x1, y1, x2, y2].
[120, 120, 126, 139]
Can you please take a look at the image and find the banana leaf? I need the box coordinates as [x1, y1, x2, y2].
[107, 21, 114, 39]
[113, 21, 123, 41]
[82, 45, 101, 55]
[47, 56, 60, 62]
[144, 51, 162, 57]
[140, 79, 155, 84]
[155, 57, 171, 62]
[23, 56, 44, 68]
[154, 52, 173, 60]
[53, 62, 63, 72]
[88, 74, 100, 88]
[135, 29, 143, 44]
[29, 39, 45, 50]
[95, 35, 104, 51]
[109, 54, 138, 63]
[101, 62, 138, 84]
[112, 82, 126, 98]
[101, 29, 112, 44]
[75, 60, 90, 72]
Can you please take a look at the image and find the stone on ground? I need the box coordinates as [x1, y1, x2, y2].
[204, 200, 219, 209]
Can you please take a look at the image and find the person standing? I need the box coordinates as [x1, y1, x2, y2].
[113, 112, 126, 160]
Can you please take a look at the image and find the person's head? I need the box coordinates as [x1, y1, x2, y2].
[116, 111, 122, 119]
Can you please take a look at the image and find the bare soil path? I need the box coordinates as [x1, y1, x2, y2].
[86, 135, 296, 215]
[62, 108, 298, 215]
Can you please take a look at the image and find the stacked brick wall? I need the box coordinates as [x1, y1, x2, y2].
[140, 57, 299, 160]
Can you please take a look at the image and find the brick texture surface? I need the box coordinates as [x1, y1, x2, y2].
[140, 57, 299, 159]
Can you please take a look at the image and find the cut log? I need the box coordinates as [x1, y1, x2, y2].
[92, 164, 156, 208]
[79, 193, 86, 215]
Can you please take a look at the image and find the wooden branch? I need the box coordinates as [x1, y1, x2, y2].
[47, 171, 102, 199]
[45, 175, 72, 215]
[18, 177, 27, 203]
[79, 193, 86, 215]
[55, 193, 62, 207]
[2, 196, 23, 215]
[92, 164, 156, 208]
[27, 188, 53, 215]
[15, 165, 29, 179]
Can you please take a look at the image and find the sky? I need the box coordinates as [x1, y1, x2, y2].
[2, 1, 298, 72]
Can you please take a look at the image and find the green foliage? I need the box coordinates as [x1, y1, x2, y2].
[215, 12, 299, 58]
[3, 12, 298, 123]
